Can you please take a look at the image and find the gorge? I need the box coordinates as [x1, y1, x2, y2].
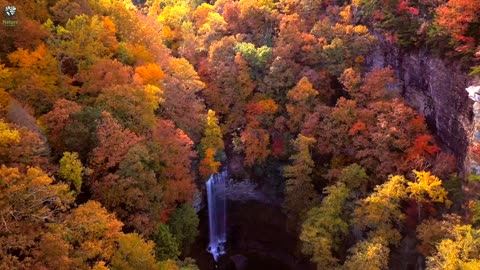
[1, 1, 480, 270]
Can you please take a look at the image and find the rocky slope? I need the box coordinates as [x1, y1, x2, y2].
[368, 37, 475, 175]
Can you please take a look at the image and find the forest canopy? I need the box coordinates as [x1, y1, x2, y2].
[0, 0, 479, 269]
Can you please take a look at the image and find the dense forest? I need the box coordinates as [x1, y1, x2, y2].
[0, 0, 480, 269]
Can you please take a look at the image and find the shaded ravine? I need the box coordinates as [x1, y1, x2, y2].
[188, 174, 313, 270]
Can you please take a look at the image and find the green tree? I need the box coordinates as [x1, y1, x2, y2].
[158, 258, 199, 270]
[96, 84, 160, 133]
[152, 224, 180, 261]
[91, 143, 164, 235]
[283, 134, 319, 226]
[178, 257, 200, 270]
[300, 182, 350, 269]
[58, 152, 83, 193]
[48, 15, 115, 70]
[167, 205, 199, 253]
[63, 106, 102, 162]
[339, 163, 369, 191]
[234, 42, 272, 71]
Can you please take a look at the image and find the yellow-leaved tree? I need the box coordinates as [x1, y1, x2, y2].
[427, 225, 480, 270]
[300, 182, 350, 269]
[0, 119, 20, 146]
[407, 170, 450, 222]
[199, 109, 224, 178]
[58, 152, 83, 193]
[283, 134, 319, 227]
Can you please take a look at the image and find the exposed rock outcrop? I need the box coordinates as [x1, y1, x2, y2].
[368, 37, 475, 174]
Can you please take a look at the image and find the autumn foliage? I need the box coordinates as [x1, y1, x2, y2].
[0, 0, 471, 268]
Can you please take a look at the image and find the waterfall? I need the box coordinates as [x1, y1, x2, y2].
[206, 170, 227, 261]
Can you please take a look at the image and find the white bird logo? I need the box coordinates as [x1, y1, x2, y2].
[4, 6, 16, 17]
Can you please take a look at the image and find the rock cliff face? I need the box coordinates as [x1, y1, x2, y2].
[368, 38, 475, 174]
[367, 37, 478, 270]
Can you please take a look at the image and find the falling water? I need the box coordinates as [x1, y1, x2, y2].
[206, 170, 227, 261]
